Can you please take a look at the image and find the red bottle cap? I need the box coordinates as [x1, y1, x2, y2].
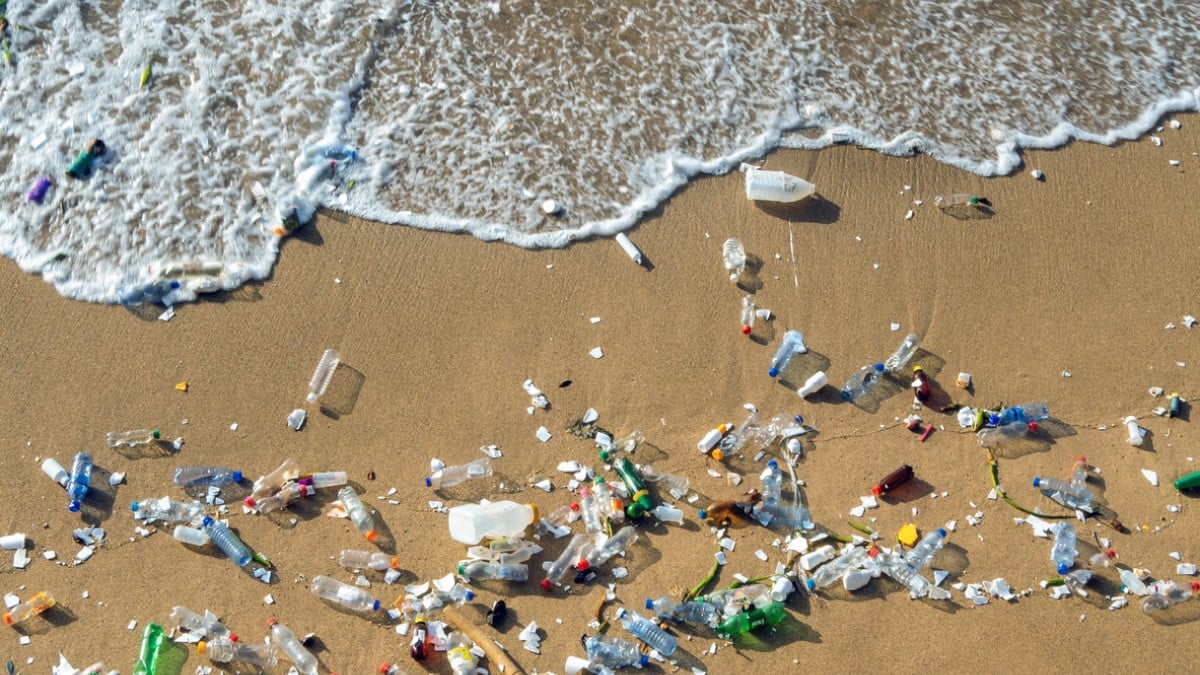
[576, 559, 591, 572]
[540, 579, 552, 591]
[871, 485, 883, 497]
[741, 325, 752, 335]
[1075, 455, 1087, 462]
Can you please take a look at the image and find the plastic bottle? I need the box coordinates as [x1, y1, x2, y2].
[409, 616, 430, 661]
[991, 402, 1050, 426]
[311, 575, 381, 611]
[881, 552, 933, 598]
[911, 366, 931, 401]
[425, 457, 494, 489]
[132, 622, 164, 675]
[66, 451, 93, 512]
[307, 348, 340, 403]
[444, 632, 478, 675]
[1119, 568, 1148, 596]
[722, 238, 745, 282]
[639, 465, 689, 500]
[1141, 581, 1195, 613]
[697, 423, 734, 455]
[118, 279, 180, 307]
[304, 471, 348, 489]
[743, 167, 816, 203]
[1032, 476, 1094, 509]
[1071, 455, 1089, 486]
[1169, 392, 1183, 418]
[585, 634, 649, 669]
[592, 478, 625, 525]
[457, 560, 529, 582]
[250, 458, 300, 501]
[904, 528, 947, 570]
[338, 486, 379, 542]
[174, 466, 243, 487]
[977, 422, 1033, 448]
[198, 636, 278, 667]
[268, 619, 318, 675]
[716, 601, 788, 637]
[1123, 416, 1144, 446]
[577, 487, 605, 535]
[883, 333, 921, 372]
[872, 465, 914, 497]
[173, 525, 211, 546]
[246, 481, 315, 513]
[447, 500, 536, 545]
[613, 457, 653, 518]
[1174, 470, 1200, 491]
[65, 139, 107, 179]
[702, 584, 770, 615]
[132, 497, 205, 524]
[41, 457, 69, 487]
[739, 295, 756, 335]
[699, 499, 758, 527]
[201, 516, 252, 567]
[806, 546, 870, 590]
[797, 371, 828, 398]
[841, 362, 885, 402]
[616, 608, 677, 656]
[934, 193, 984, 209]
[169, 606, 233, 639]
[106, 428, 161, 448]
[578, 526, 639, 572]
[541, 533, 589, 590]
[2, 592, 55, 625]
[431, 583, 475, 606]
[756, 461, 811, 528]
[768, 330, 808, 377]
[1049, 521, 1077, 574]
[468, 538, 542, 564]
[646, 596, 719, 626]
[339, 550, 400, 571]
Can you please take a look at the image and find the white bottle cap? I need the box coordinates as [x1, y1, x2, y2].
[564, 656, 590, 675]
[41, 458, 68, 485]
[0, 533, 27, 550]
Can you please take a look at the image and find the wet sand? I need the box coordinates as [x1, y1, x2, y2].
[1, 116, 1199, 674]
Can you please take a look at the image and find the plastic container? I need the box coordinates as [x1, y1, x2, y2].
[246, 482, 314, 513]
[872, 465, 914, 497]
[697, 423, 733, 454]
[585, 634, 649, 669]
[268, 619, 319, 675]
[797, 371, 828, 398]
[977, 422, 1033, 448]
[904, 528, 947, 570]
[409, 616, 430, 660]
[1169, 393, 1183, 418]
[425, 457, 493, 489]
[841, 362, 885, 402]
[1050, 521, 1077, 574]
[169, 606, 233, 640]
[577, 526, 638, 572]
[457, 560, 529, 582]
[201, 516, 252, 567]
[933, 193, 984, 209]
[1120, 568, 1148, 596]
[304, 471, 348, 489]
[307, 348, 340, 403]
[744, 167, 815, 203]
[26, 176, 52, 203]
[639, 465, 689, 500]
[911, 366, 931, 401]
[1123, 416, 1143, 446]
[1032, 476, 1094, 509]
[0, 533, 26, 550]
[541, 533, 589, 590]
[1174, 470, 1200, 491]
[66, 451, 93, 512]
[339, 550, 400, 571]
[448, 500, 535, 545]
[2, 591, 55, 625]
[106, 428, 160, 448]
[740, 294, 756, 335]
[41, 457, 68, 487]
[445, 632, 478, 675]
[174, 466, 243, 487]
[616, 608, 678, 656]
[338, 486, 379, 542]
[132, 622, 164, 675]
[768, 330, 808, 377]
[65, 139, 106, 179]
[716, 601, 788, 637]
[250, 458, 300, 501]
[807, 546, 869, 590]
[311, 575, 381, 611]
[991, 402, 1049, 426]
[646, 596, 718, 626]
[172, 525, 210, 546]
[132, 497, 205, 524]
[614, 232, 643, 265]
[198, 637, 277, 667]
[722, 238, 746, 282]
[613, 457, 653, 518]
[799, 544, 837, 571]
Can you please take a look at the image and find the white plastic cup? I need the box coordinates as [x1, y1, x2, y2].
[770, 576, 796, 602]
[797, 371, 829, 398]
[744, 168, 816, 203]
[0, 533, 26, 550]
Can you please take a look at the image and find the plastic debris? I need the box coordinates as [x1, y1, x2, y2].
[287, 408, 307, 430]
[536, 427, 552, 443]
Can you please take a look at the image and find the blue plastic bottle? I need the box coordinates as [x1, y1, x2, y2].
[67, 452, 93, 512]
[768, 330, 807, 377]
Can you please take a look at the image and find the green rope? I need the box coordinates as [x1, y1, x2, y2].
[988, 453, 1072, 520]
[686, 554, 721, 601]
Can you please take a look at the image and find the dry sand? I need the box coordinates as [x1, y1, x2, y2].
[1, 116, 1199, 674]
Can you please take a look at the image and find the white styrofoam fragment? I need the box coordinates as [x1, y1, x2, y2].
[536, 427, 552, 443]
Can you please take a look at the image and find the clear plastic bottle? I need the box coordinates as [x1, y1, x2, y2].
[977, 422, 1032, 447]
[246, 481, 314, 513]
[444, 632, 477, 675]
[339, 550, 399, 571]
[447, 500, 536, 545]
[174, 466, 243, 487]
[541, 533, 589, 590]
[884, 334, 921, 372]
[2, 591, 55, 625]
[198, 636, 278, 667]
[904, 528, 947, 571]
[41, 457, 69, 487]
[768, 330, 808, 377]
[132, 497, 205, 524]
[638, 465, 689, 500]
[992, 402, 1050, 426]
[934, 193, 984, 209]
[425, 458, 494, 489]
[715, 601, 787, 637]
[740, 294, 756, 335]
[430, 583, 475, 606]
[1119, 568, 1148, 596]
[744, 167, 815, 203]
[169, 606, 233, 639]
[338, 486, 379, 542]
[457, 560, 529, 582]
[758, 461, 811, 528]
[1140, 581, 1195, 613]
[201, 516, 252, 567]
[311, 575, 381, 611]
[577, 526, 639, 572]
[173, 525, 210, 546]
[468, 538, 541, 564]
[268, 619, 319, 675]
[879, 550, 933, 598]
[592, 478, 625, 525]
[1032, 476, 1094, 509]
[841, 362, 885, 402]
[1071, 455, 1089, 486]
[66, 452, 93, 512]
[616, 608, 678, 656]
[304, 471, 348, 489]
[722, 238, 746, 282]
[585, 634, 649, 669]
[577, 487, 605, 536]
[702, 584, 770, 616]
[307, 348, 340, 403]
[1049, 521, 1077, 574]
[106, 428, 161, 448]
[807, 546, 870, 590]
[250, 458, 300, 501]
[645, 596, 718, 626]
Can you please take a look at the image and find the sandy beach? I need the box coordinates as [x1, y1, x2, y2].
[1, 116, 1199, 674]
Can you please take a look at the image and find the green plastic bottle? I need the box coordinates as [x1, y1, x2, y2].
[716, 601, 788, 638]
[1174, 470, 1200, 491]
[133, 622, 165, 675]
[613, 457, 652, 518]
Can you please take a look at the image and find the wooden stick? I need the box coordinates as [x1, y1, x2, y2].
[441, 605, 527, 675]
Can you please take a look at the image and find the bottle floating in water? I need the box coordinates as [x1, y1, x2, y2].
[118, 279, 181, 307]
[169, 605, 233, 640]
[132, 622, 165, 675]
[106, 428, 161, 448]
[339, 550, 400, 571]
[268, 619, 319, 675]
[338, 487, 379, 542]
[201, 516, 252, 567]
[311, 575, 381, 612]
[740, 294, 756, 335]
[716, 601, 788, 637]
[307, 348, 340, 404]
[174, 466, 243, 487]
[872, 465, 914, 497]
[2, 592, 55, 625]
[1032, 475, 1094, 509]
[722, 238, 746, 282]
[1049, 521, 1077, 575]
[933, 193, 988, 209]
[425, 457, 494, 489]
[457, 560, 529, 582]
[768, 330, 808, 377]
[585, 633, 649, 670]
[66, 451, 93, 512]
[198, 636, 278, 667]
[646, 596, 718, 626]
[616, 608, 678, 656]
[250, 458, 300, 502]
[132, 497, 205, 524]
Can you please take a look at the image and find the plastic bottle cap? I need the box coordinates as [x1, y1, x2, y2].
[741, 325, 751, 335]
[229, 633, 238, 642]
[372, 600, 381, 611]
[936, 528, 947, 537]
[457, 564, 466, 576]
[232, 470, 243, 482]
[424, 477, 433, 487]
[540, 579, 552, 591]
[873, 362, 884, 372]
[197, 641, 207, 654]
[380, 663, 393, 674]
[265, 617, 278, 628]
[576, 559, 591, 572]
[1075, 455, 1087, 462]
[68, 501, 81, 513]
[767, 460, 779, 469]
[202, 516, 215, 527]
[989, 413, 999, 425]
[645, 598, 654, 609]
[130, 502, 140, 512]
[871, 485, 883, 497]
[465, 590, 475, 601]
[711, 449, 724, 460]
[1028, 422, 1039, 432]
[365, 530, 378, 542]
[913, 365, 923, 373]
[1032, 477, 1042, 487]
[243, 497, 257, 507]
[697, 509, 708, 520]
[1057, 564, 1069, 574]
[769, 367, 780, 377]
[805, 578, 815, 590]
[639, 655, 650, 667]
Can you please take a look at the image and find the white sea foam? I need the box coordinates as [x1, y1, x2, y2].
[0, 0, 1198, 303]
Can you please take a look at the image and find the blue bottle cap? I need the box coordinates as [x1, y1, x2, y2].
[130, 501, 140, 512]
[645, 599, 654, 610]
[424, 477, 433, 487]
[1057, 564, 1069, 575]
[936, 527, 947, 537]
[639, 655, 650, 667]
[372, 600, 381, 611]
[201, 515, 214, 527]
[465, 591, 475, 601]
[68, 500, 81, 513]
[232, 470, 244, 483]
[805, 578, 816, 591]
[873, 362, 884, 372]
[767, 460, 779, 469]
[768, 367, 780, 377]
[793, 415, 804, 424]
[1032, 477, 1042, 488]
[697, 509, 708, 520]
[989, 413, 999, 425]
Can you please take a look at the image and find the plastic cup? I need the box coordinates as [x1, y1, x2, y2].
[0, 533, 27, 550]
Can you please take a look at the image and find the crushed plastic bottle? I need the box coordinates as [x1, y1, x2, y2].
[106, 429, 161, 448]
[716, 601, 787, 637]
[198, 637, 278, 667]
[616, 608, 677, 656]
[1050, 521, 1077, 575]
[2, 591, 55, 625]
[311, 575, 381, 612]
[990, 403, 1050, 427]
[132, 622, 165, 675]
[883, 333, 921, 372]
[457, 560, 529, 582]
[425, 458, 494, 489]
[977, 422, 1035, 447]
[201, 516, 252, 567]
[307, 348, 340, 404]
[577, 526, 639, 572]
[768, 330, 808, 378]
[339, 550, 400, 571]
[639, 465, 689, 500]
[66, 452, 93, 512]
[1141, 580, 1196, 613]
[338, 486, 379, 542]
[646, 596, 718, 626]
[250, 458, 300, 502]
[758, 460, 811, 528]
[841, 362, 885, 402]
[132, 497, 205, 524]
[807, 546, 870, 590]
[1032, 475, 1094, 509]
[591, 478, 625, 525]
[904, 528, 947, 570]
[585, 634, 649, 670]
[174, 466, 243, 487]
[169, 606, 234, 640]
[268, 619, 319, 675]
[245, 481, 314, 513]
[541, 533, 589, 590]
[722, 238, 746, 282]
